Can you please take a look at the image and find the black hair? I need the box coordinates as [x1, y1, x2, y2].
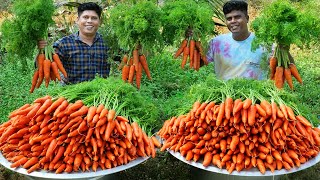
[78, 2, 102, 18]
[223, 0, 248, 17]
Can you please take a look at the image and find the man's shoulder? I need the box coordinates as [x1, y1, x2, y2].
[54, 33, 77, 46]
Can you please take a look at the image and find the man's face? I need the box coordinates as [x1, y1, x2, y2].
[225, 10, 248, 35]
[77, 10, 100, 37]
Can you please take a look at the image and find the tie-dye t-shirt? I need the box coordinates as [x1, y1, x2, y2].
[206, 33, 267, 80]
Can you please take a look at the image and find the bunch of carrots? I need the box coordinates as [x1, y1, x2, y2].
[118, 46, 152, 89]
[269, 45, 302, 90]
[157, 97, 320, 174]
[30, 46, 67, 93]
[0, 95, 160, 174]
[174, 38, 208, 70]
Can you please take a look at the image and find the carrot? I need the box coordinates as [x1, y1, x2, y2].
[36, 53, 45, 88]
[256, 159, 266, 174]
[174, 39, 188, 58]
[45, 139, 57, 159]
[269, 56, 277, 79]
[202, 151, 213, 167]
[118, 54, 128, 70]
[242, 98, 252, 110]
[216, 102, 225, 126]
[27, 163, 40, 174]
[30, 70, 39, 93]
[181, 46, 189, 69]
[131, 49, 138, 69]
[50, 61, 61, 81]
[283, 68, 294, 90]
[189, 39, 195, 64]
[107, 109, 116, 122]
[274, 66, 284, 89]
[139, 54, 152, 80]
[135, 62, 142, 89]
[128, 65, 135, 84]
[289, 63, 303, 84]
[247, 105, 257, 126]
[230, 135, 240, 151]
[11, 156, 28, 168]
[224, 97, 233, 120]
[121, 64, 130, 82]
[255, 104, 266, 117]
[104, 120, 116, 141]
[36, 98, 52, 115]
[26, 103, 41, 119]
[52, 53, 67, 78]
[74, 154, 83, 170]
[43, 59, 51, 88]
[55, 163, 66, 174]
[86, 106, 97, 123]
[195, 50, 201, 70]
[296, 115, 312, 127]
[23, 157, 38, 169]
[279, 104, 288, 120]
[44, 97, 65, 115]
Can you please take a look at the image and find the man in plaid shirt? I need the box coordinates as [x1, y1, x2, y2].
[53, 2, 109, 84]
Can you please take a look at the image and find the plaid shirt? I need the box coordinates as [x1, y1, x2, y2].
[53, 32, 109, 84]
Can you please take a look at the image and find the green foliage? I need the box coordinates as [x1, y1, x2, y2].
[47, 76, 160, 135]
[108, 1, 163, 52]
[161, 0, 214, 46]
[251, 0, 320, 50]
[0, 0, 55, 69]
[0, 61, 48, 124]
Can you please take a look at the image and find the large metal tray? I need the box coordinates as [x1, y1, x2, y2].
[0, 152, 149, 180]
[168, 149, 320, 176]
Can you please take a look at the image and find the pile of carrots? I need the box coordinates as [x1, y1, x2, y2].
[0, 95, 160, 174]
[269, 45, 302, 90]
[30, 46, 67, 93]
[174, 38, 208, 70]
[118, 47, 151, 90]
[157, 98, 320, 174]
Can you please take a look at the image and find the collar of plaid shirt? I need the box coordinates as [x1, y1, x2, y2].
[54, 32, 110, 84]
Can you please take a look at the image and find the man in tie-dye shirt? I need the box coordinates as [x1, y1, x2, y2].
[206, 0, 268, 80]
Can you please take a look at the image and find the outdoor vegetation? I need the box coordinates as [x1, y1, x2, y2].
[0, 0, 319, 180]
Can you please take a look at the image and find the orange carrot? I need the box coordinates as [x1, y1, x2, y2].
[139, 54, 152, 80]
[121, 64, 130, 82]
[132, 49, 139, 71]
[284, 68, 293, 90]
[52, 53, 67, 78]
[242, 98, 252, 110]
[224, 97, 233, 120]
[289, 63, 303, 84]
[36, 98, 52, 115]
[256, 159, 266, 174]
[269, 56, 277, 79]
[181, 46, 189, 69]
[43, 59, 51, 88]
[118, 54, 128, 70]
[174, 39, 188, 58]
[44, 97, 65, 115]
[135, 62, 142, 89]
[36, 53, 45, 88]
[45, 139, 57, 159]
[189, 39, 195, 64]
[248, 105, 257, 126]
[202, 151, 213, 167]
[30, 70, 39, 93]
[274, 66, 284, 89]
[23, 157, 38, 169]
[128, 65, 135, 84]
[50, 61, 61, 81]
